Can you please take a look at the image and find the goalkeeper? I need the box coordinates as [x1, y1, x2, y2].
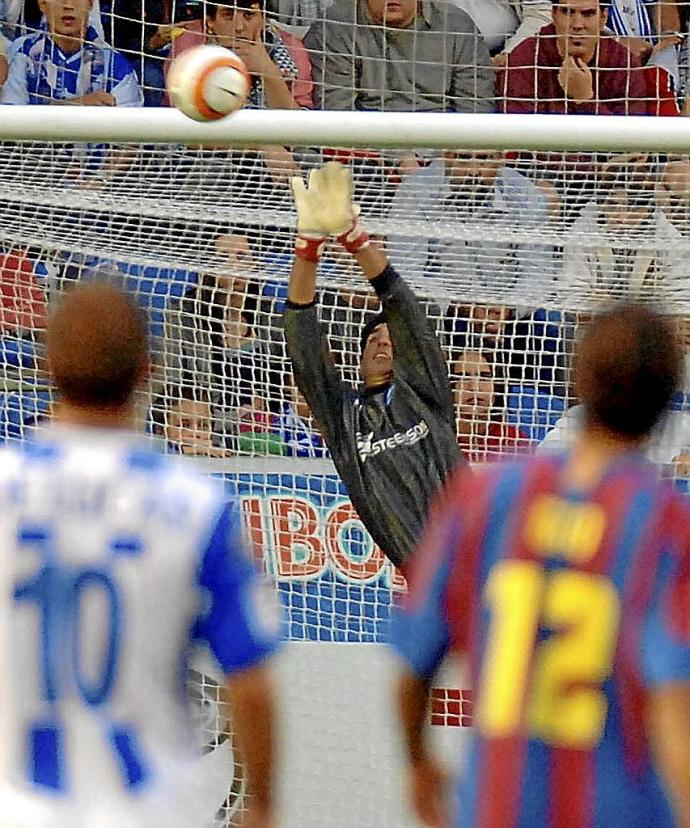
[283, 163, 465, 570]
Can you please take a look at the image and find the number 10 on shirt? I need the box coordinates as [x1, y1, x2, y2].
[11, 530, 144, 792]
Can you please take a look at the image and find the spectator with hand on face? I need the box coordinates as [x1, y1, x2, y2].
[166, 0, 313, 108]
[502, 0, 650, 115]
[3, 0, 143, 107]
[166, 0, 311, 182]
[207, 0, 309, 110]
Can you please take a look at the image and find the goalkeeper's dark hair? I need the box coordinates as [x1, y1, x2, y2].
[575, 302, 681, 439]
[47, 282, 148, 408]
[360, 312, 387, 358]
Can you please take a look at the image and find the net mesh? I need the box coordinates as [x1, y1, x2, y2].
[3, 0, 690, 824]
[2, 141, 690, 826]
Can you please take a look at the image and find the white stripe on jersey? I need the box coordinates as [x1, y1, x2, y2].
[0, 426, 232, 827]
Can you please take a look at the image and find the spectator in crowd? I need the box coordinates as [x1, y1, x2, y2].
[19, 0, 103, 35]
[104, 0, 180, 106]
[539, 377, 690, 477]
[305, 0, 495, 113]
[0, 0, 13, 88]
[451, 346, 528, 462]
[438, 166, 561, 301]
[166, 0, 312, 108]
[2, 0, 21, 39]
[605, 0, 683, 115]
[656, 157, 690, 234]
[3, 0, 144, 106]
[607, 0, 683, 64]
[539, 317, 690, 477]
[0, 40, 7, 90]
[453, 0, 552, 62]
[502, 0, 650, 114]
[272, 369, 328, 457]
[165, 0, 310, 182]
[558, 165, 657, 302]
[446, 299, 573, 401]
[164, 231, 276, 452]
[152, 386, 228, 456]
[651, 158, 690, 292]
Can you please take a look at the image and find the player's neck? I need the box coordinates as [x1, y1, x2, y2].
[53, 401, 138, 431]
[564, 426, 643, 491]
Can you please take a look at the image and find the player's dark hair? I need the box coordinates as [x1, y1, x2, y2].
[47, 283, 148, 408]
[360, 312, 387, 358]
[576, 303, 682, 439]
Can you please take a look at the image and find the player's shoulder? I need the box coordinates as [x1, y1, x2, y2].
[446, 452, 555, 501]
[0, 440, 30, 477]
[123, 445, 224, 508]
[428, 0, 480, 34]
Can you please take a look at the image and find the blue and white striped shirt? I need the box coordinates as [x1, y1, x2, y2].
[3, 25, 143, 106]
[0, 425, 280, 826]
[607, 0, 655, 40]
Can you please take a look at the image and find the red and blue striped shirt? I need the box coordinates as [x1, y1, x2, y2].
[392, 451, 690, 828]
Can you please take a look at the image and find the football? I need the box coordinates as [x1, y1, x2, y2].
[167, 44, 250, 122]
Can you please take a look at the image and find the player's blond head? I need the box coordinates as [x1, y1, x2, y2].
[47, 282, 148, 408]
[576, 303, 682, 439]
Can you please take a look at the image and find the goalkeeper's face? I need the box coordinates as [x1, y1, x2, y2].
[360, 324, 393, 388]
[40, 0, 91, 40]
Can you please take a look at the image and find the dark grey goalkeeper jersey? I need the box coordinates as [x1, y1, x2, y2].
[284, 265, 466, 568]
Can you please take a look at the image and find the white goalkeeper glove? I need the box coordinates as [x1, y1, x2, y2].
[292, 162, 369, 263]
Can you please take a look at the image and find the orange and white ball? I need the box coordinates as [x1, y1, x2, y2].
[167, 44, 250, 122]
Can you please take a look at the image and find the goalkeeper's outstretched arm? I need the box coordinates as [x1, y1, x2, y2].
[284, 169, 351, 447]
[288, 163, 455, 418]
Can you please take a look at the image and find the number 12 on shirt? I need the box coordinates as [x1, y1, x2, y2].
[476, 560, 620, 749]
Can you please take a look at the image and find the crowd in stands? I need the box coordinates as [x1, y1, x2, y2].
[1, 1, 687, 111]
[2, 0, 690, 474]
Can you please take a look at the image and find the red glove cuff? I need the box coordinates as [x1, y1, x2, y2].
[337, 220, 370, 255]
[295, 235, 326, 263]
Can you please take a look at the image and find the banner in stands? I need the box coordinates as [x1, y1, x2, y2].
[221, 474, 406, 643]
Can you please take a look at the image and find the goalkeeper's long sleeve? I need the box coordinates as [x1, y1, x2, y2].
[283, 268, 465, 569]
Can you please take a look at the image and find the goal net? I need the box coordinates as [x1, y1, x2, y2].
[2, 1, 690, 824]
[1, 131, 689, 826]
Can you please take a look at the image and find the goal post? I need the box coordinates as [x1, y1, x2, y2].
[1, 110, 690, 826]
[2, 107, 690, 151]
